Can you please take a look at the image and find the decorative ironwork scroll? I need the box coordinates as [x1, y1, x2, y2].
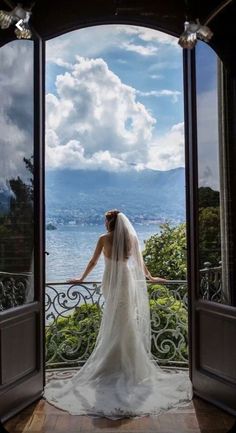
[45, 280, 189, 369]
[0, 271, 33, 310]
[199, 262, 223, 302]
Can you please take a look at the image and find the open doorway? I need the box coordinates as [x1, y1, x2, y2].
[44, 24, 190, 375]
[1, 16, 235, 422]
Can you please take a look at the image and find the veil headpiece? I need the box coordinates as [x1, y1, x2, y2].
[105, 212, 151, 354]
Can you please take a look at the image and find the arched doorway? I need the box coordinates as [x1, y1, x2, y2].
[0, 0, 236, 422]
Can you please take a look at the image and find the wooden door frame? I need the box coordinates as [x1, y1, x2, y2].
[183, 45, 236, 416]
[183, 48, 198, 382]
[0, 35, 46, 423]
[33, 35, 46, 389]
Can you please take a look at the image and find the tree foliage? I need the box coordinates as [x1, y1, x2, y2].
[46, 287, 188, 368]
[199, 206, 221, 267]
[142, 222, 187, 280]
[0, 156, 34, 272]
[198, 186, 219, 208]
[198, 186, 221, 267]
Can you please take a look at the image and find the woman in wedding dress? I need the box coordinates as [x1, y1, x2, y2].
[43, 210, 192, 418]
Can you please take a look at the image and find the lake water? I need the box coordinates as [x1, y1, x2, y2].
[46, 224, 160, 283]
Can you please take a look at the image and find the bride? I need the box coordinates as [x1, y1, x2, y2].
[43, 209, 192, 418]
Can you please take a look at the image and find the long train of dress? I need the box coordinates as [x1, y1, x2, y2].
[43, 257, 192, 418]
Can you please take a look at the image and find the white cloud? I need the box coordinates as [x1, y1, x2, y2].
[149, 60, 181, 71]
[50, 58, 74, 70]
[46, 24, 179, 66]
[137, 89, 181, 103]
[146, 123, 185, 170]
[122, 42, 158, 56]
[196, 89, 219, 190]
[46, 38, 72, 64]
[150, 74, 163, 79]
[46, 54, 185, 172]
[117, 26, 178, 46]
[46, 55, 156, 170]
[46, 140, 125, 171]
[0, 41, 34, 186]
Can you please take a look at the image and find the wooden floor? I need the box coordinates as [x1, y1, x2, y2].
[3, 397, 236, 433]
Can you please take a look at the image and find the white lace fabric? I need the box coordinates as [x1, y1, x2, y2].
[43, 213, 192, 418]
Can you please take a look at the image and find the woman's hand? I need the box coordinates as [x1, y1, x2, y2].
[66, 277, 83, 284]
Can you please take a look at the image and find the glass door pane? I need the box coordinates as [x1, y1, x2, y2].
[0, 40, 34, 310]
[195, 42, 229, 304]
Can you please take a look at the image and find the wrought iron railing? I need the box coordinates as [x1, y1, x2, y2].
[199, 262, 223, 303]
[0, 271, 33, 310]
[45, 280, 189, 369]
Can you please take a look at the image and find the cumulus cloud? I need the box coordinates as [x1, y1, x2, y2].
[0, 34, 184, 186]
[146, 123, 185, 171]
[0, 41, 34, 186]
[46, 54, 185, 172]
[46, 140, 126, 171]
[50, 57, 74, 70]
[46, 55, 156, 170]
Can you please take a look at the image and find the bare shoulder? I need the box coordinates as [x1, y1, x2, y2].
[98, 233, 107, 243]
[99, 232, 113, 243]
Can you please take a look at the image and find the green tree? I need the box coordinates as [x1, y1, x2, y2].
[198, 186, 219, 208]
[199, 206, 221, 267]
[0, 156, 34, 273]
[198, 186, 221, 268]
[142, 222, 187, 280]
[46, 290, 188, 368]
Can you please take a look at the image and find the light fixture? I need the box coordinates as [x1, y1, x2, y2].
[178, 0, 233, 49]
[178, 19, 213, 49]
[0, 2, 33, 39]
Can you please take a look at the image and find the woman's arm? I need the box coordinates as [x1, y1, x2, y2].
[67, 236, 104, 283]
[143, 261, 168, 283]
[143, 261, 152, 280]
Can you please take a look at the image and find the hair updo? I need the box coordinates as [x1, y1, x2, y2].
[105, 209, 120, 232]
[105, 209, 131, 259]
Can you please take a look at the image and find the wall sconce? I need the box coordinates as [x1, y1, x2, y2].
[178, 19, 213, 49]
[178, 0, 233, 49]
[0, 2, 33, 39]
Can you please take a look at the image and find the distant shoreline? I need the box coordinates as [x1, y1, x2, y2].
[46, 220, 184, 229]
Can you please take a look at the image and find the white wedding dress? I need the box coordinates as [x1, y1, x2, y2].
[43, 213, 192, 418]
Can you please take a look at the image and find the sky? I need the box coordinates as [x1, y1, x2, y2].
[0, 40, 34, 188]
[195, 42, 220, 191]
[45, 25, 185, 172]
[0, 25, 220, 190]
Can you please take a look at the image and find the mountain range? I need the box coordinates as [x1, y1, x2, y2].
[45, 167, 186, 224]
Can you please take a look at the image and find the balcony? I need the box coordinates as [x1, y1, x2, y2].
[45, 279, 189, 373]
[2, 268, 236, 433]
[0, 266, 223, 373]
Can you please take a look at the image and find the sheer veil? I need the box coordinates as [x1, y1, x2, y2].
[77, 211, 156, 381]
[107, 212, 151, 354]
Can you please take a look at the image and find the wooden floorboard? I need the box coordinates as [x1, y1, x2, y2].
[3, 397, 235, 433]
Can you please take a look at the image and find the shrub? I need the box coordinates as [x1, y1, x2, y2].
[45, 286, 188, 368]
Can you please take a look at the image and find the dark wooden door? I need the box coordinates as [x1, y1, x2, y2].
[184, 45, 236, 415]
[0, 37, 45, 423]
